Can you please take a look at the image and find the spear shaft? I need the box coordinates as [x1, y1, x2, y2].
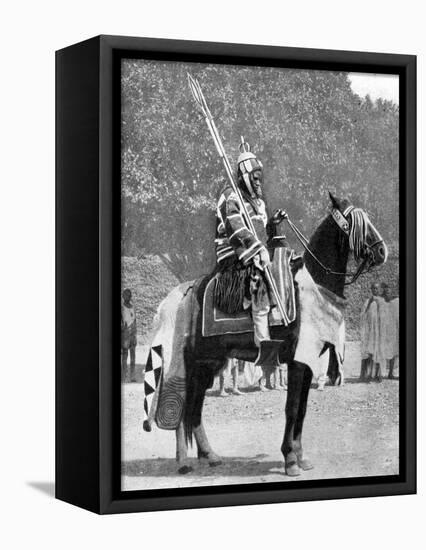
[187, 74, 290, 326]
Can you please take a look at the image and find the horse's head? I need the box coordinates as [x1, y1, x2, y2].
[328, 192, 388, 267]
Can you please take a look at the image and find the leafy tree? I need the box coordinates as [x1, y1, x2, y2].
[121, 60, 399, 281]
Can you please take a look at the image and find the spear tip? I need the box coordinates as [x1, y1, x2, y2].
[187, 74, 205, 113]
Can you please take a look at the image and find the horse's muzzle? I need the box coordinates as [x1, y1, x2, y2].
[370, 241, 388, 265]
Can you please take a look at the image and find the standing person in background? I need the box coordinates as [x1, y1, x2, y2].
[360, 282, 383, 382]
[260, 367, 274, 390]
[259, 366, 286, 391]
[218, 358, 242, 396]
[380, 283, 399, 379]
[243, 361, 264, 390]
[274, 365, 287, 390]
[121, 288, 137, 382]
[388, 295, 399, 379]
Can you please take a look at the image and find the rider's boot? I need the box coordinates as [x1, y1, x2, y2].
[252, 303, 282, 368]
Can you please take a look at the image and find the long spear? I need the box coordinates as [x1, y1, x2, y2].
[187, 74, 290, 326]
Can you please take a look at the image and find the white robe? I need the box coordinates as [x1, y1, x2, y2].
[360, 296, 382, 363]
[391, 298, 400, 358]
[379, 297, 399, 360]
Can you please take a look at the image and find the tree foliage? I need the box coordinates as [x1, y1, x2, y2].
[122, 60, 399, 281]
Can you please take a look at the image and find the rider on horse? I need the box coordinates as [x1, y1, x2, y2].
[214, 140, 287, 360]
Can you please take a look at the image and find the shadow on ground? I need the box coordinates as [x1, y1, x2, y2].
[206, 387, 273, 397]
[122, 454, 285, 478]
[344, 376, 399, 385]
[27, 481, 55, 498]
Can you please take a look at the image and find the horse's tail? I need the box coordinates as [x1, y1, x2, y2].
[182, 279, 198, 447]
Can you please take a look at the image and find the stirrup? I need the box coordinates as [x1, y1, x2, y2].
[254, 340, 283, 368]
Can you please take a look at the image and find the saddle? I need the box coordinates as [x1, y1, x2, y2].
[202, 246, 297, 338]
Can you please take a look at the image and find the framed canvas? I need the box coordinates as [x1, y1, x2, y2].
[56, 35, 416, 514]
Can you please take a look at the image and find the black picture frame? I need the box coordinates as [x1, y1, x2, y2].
[56, 35, 416, 514]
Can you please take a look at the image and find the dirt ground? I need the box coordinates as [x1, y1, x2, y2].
[121, 341, 399, 491]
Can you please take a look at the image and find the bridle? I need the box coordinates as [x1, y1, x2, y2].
[284, 205, 383, 286]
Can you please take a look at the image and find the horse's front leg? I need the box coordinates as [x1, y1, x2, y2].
[281, 361, 305, 476]
[176, 420, 193, 474]
[293, 366, 313, 471]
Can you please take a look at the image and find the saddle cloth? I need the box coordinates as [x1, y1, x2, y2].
[143, 282, 194, 432]
[202, 247, 297, 337]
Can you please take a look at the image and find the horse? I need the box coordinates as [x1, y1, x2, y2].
[146, 192, 388, 476]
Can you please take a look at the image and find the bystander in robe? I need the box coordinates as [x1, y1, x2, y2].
[379, 283, 399, 379]
[121, 288, 137, 382]
[360, 282, 383, 381]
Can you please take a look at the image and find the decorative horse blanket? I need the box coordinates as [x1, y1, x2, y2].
[293, 265, 346, 380]
[202, 246, 297, 337]
[143, 263, 346, 432]
[143, 281, 194, 431]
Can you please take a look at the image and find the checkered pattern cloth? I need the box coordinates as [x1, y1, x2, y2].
[143, 345, 163, 430]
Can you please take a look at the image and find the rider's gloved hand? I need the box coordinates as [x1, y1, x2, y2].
[254, 247, 271, 270]
[271, 209, 288, 225]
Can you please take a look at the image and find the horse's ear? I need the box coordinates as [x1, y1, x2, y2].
[328, 191, 339, 209]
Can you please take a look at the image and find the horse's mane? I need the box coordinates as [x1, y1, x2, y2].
[347, 208, 370, 261]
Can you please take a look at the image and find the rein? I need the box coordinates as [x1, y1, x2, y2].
[283, 208, 377, 286]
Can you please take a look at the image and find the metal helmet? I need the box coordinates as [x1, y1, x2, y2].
[237, 138, 263, 198]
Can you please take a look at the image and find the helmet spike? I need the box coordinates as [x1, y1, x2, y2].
[239, 137, 251, 154]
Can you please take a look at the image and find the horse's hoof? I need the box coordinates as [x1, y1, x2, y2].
[297, 457, 314, 471]
[178, 465, 193, 475]
[285, 463, 301, 477]
[198, 452, 222, 467]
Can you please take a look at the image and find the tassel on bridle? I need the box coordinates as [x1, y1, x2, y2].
[346, 208, 370, 262]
